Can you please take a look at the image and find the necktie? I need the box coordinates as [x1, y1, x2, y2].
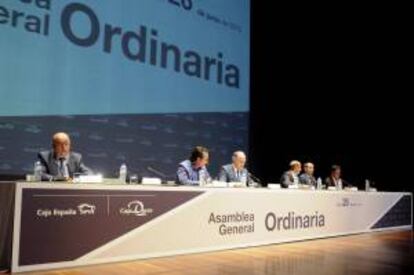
[58, 158, 66, 177]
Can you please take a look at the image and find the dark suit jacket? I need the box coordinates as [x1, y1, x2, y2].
[324, 176, 349, 188]
[218, 164, 252, 185]
[299, 173, 317, 186]
[280, 171, 298, 188]
[37, 150, 92, 181]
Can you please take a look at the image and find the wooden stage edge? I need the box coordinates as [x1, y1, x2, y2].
[1, 229, 411, 275]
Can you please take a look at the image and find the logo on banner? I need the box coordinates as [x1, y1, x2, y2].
[77, 203, 96, 215]
[36, 202, 96, 218]
[336, 197, 362, 208]
[120, 200, 153, 216]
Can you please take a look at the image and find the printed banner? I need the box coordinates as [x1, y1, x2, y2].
[12, 183, 412, 272]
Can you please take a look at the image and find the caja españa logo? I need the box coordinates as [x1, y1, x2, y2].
[36, 203, 96, 218]
[77, 203, 96, 215]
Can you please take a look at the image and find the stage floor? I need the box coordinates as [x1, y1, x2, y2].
[5, 230, 409, 275]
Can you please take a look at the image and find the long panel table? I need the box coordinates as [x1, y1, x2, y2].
[0, 181, 412, 272]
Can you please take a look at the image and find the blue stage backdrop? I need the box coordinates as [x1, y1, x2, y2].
[0, 0, 250, 178]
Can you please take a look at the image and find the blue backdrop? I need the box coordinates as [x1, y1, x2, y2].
[0, 0, 250, 177]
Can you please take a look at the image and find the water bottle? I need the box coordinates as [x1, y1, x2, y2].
[365, 179, 370, 192]
[119, 163, 127, 183]
[337, 180, 343, 191]
[240, 173, 247, 186]
[317, 177, 322, 190]
[33, 161, 42, 181]
[199, 169, 206, 186]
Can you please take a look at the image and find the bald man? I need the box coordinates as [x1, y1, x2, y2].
[37, 132, 92, 181]
[280, 160, 302, 188]
[218, 151, 252, 186]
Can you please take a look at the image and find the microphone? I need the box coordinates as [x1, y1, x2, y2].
[147, 166, 167, 179]
[248, 172, 262, 186]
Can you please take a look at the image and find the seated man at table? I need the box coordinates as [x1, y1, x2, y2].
[218, 151, 252, 186]
[324, 165, 349, 189]
[37, 132, 92, 181]
[176, 146, 211, 185]
[280, 160, 302, 188]
[299, 162, 317, 186]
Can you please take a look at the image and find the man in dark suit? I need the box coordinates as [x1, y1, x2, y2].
[280, 160, 302, 188]
[218, 151, 252, 186]
[299, 162, 317, 186]
[325, 165, 348, 189]
[37, 132, 92, 181]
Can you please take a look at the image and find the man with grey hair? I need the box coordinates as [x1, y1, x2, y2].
[218, 151, 252, 186]
[37, 132, 92, 181]
[280, 160, 302, 188]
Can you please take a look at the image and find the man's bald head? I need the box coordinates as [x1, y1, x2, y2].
[232, 151, 247, 170]
[289, 160, 302, 174]
[52, 132, 71, 158]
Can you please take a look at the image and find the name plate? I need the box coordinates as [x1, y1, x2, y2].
[74, 174, 103, 183]
[141, 177, 162, 185]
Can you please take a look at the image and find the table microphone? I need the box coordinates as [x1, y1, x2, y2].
[248, 172, 262, 186]
[147, 166, 167, 179]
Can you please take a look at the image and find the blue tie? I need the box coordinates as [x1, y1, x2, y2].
[58, 158, 65, 177]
